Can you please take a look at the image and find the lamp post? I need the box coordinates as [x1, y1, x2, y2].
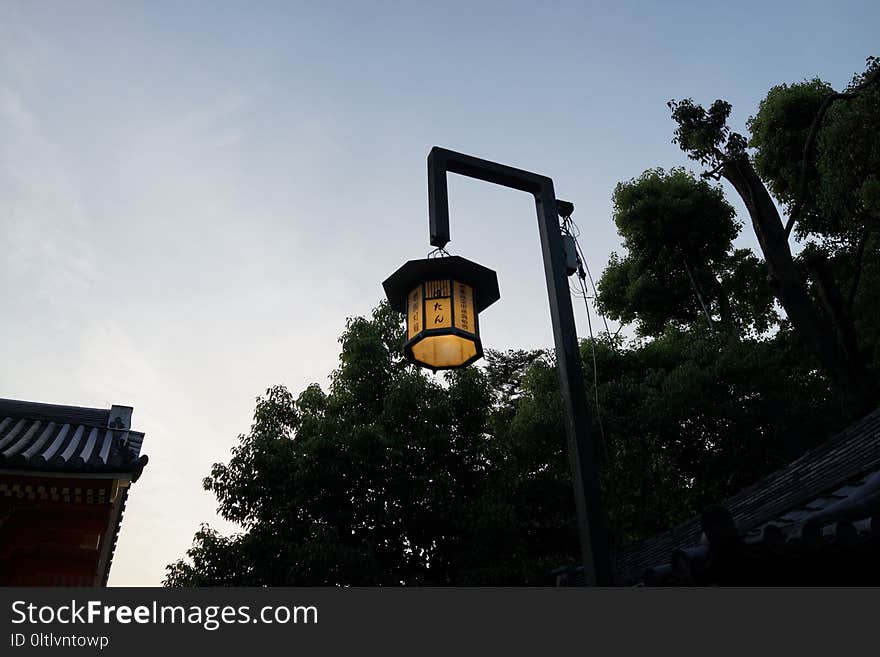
[386, 147, 612, 586]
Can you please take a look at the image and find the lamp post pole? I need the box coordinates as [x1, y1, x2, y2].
[426, 147, 612, 586]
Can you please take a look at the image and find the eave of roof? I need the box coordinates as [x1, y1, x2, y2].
[0, 402, 148, 481]
[615, 406, 880, 584]
[0, 397, 149, 586]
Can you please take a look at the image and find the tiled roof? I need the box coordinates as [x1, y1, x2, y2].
[0, 398, 148, 481]
[614, 406, 880, 584]
[640, 507, 880, 586]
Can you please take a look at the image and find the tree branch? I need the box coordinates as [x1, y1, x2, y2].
[703, 160, 726, 180]
[682, 256, 714, 332]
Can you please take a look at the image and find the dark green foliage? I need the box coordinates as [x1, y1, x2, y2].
[596, 168, 775, 336]
[588, 327, 843, 546]
[747, 78, 832, 237]
[610, 169, 738, 262]
[813, 232, 880, 379]
[166, 305, 583, 585]
[668, 98, 749, 166]
[165, 303, 848, 586]
[719, 250, 778, 335]
[164, 525, 254, 586]
[815, 77, 880, 235]
[667, 57, 880, 417]
[748, 59, 880, 242]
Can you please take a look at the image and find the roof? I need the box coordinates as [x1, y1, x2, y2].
[614, 406, 880, 584]
[0, 398, 148, 481]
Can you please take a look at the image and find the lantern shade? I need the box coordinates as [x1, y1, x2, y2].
[383, 256, 500, 371]
[411, 334, 478, 369]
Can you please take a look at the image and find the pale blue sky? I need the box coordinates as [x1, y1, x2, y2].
[1, 1, 876, 585]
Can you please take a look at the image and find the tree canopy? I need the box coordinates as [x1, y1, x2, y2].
[596, 168, 775, 336]
[748, 60, 880, 243]
[167, 306, 581, 585]
[165, 311, 846, 585]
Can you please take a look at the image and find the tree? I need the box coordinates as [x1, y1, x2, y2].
[748, 59, 880, 242]
[583, 327, 844, 546]
[165, 304, 581, 586]
[747, 60, 880, 392]
[667, 56, 880, 417]
[596, 168, 776, 336]
[166, 309, 847, 585]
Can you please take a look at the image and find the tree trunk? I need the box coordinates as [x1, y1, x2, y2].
[721, 158, 870, 418]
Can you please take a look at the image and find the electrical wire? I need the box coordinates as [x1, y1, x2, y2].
[560, 213, 608, 460]
[576, 269, 608, 460]
[568, 216, 613, 338]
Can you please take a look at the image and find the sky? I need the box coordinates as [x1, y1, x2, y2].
[1, 1, 877, 586]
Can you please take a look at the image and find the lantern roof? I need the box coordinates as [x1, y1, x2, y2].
[383, 255, 500, 314]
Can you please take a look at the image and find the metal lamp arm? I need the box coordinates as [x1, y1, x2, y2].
[428, 147, 572, 248]
[425, 146, 611, 586]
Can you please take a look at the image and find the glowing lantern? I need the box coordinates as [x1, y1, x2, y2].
[383, 256, 500, 371]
